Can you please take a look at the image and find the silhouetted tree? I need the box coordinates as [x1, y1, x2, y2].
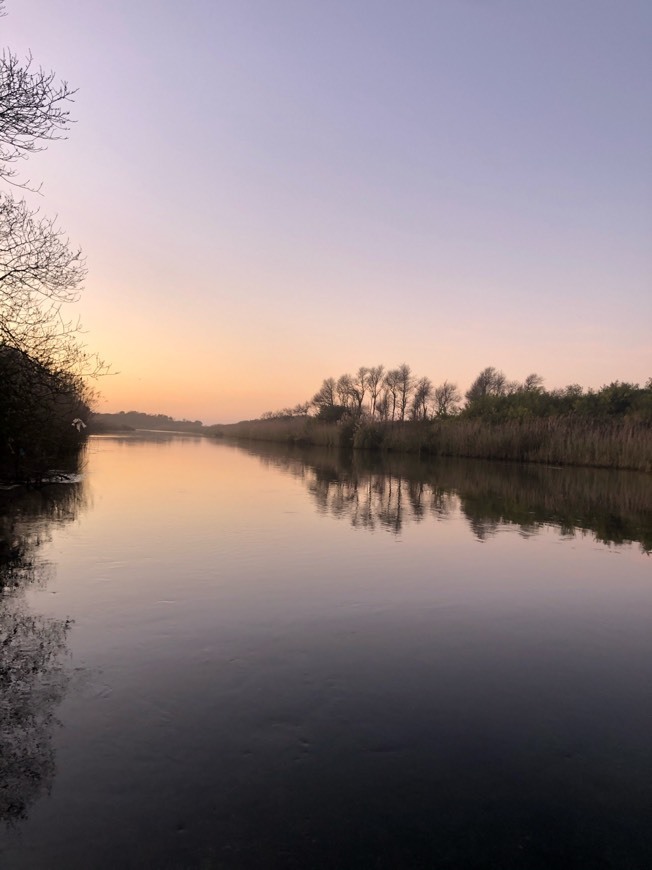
[522, 373, 544, 392]
[433, 381, 461, 416]
[366, 365, 384, 417]
[0, 42, 75, 188]
[465, 366, 507, 404]
[336, 373, 355, 409]
[311, 377, 337, 411]
[260, 402, 309, 420]
[376, 390, 389, 421]
[0, 2, 101, 480]
[0, 194, 86, 364]
[383, 368, 400, 421]
[350, 366, 369, 414]
[410, 376, 432, 421]
[396, 363, 413, 421]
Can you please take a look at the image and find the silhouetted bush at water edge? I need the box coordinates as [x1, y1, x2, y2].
[0, 346, 91, 484]
[209, 416, 652, 472]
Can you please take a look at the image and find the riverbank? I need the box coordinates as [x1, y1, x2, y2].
[209, 416, 652, 472]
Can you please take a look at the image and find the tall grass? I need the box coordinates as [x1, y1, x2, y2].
[209, 416, 344, 448]
[210, 416, 652, 472]
[355, 418, 652, 471]
[426, 417, 652, 471]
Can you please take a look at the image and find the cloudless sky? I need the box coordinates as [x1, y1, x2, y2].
[3, 1, 650, 422]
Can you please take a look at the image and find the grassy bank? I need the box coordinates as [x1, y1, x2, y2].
[210, 416, 652, 472]
[210, 417, 341, 447]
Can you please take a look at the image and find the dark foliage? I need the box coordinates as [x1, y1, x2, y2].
[463, 379, 652, 423]
[0, 344, 89, 481]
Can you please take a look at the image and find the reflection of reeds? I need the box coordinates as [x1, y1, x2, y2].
[231, 440, 652, 552]
[211, 417, 652, 472]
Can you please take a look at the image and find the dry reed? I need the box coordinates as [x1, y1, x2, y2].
[210, 416, 652, 472]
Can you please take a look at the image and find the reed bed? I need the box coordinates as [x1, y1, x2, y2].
[210, 416, 341, 447]
[426, 418, 652, 471]
[357, 418, 652, 472]
[210, 416, 652, 472]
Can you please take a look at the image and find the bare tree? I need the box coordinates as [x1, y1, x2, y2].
[311, 377, 337, 411]
[396, 363, 413, 422]
[376, 389, 389, 421]
[0, 4, 104, 382]
[433, 381, 461, 417]
[366, 365, 384, 417]
[336, 373, 355, 409]
[383, 368, 400, 421]
[0, 1, 103, 479]
[261, 402, 309, 419]
[410, 376, 432, 421]
[0, 195, 86, 360]
[0, 48, 76, 188]
[350, 366, 368, 414]
[0, 2, 95, 369]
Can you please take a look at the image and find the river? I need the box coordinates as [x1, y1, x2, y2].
[1, 432, 651, 868]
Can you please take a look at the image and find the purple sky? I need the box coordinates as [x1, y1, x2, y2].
[4, 0, 651, 422]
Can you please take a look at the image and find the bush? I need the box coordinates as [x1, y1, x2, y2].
[0, 345, 90, 482]
[353, 421, 386, 450]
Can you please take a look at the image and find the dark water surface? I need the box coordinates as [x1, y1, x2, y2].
[1, 433, 651, 868]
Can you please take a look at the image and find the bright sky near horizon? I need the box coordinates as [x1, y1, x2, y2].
[3, 1, 650, 423]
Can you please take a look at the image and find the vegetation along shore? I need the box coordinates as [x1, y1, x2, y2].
[208, 366, 652, 473]
[0, 4, 103, 484]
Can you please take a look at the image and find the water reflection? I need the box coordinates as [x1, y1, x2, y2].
[92, 430, 204, 447]
[1, 436, 650, 868]
[233, 441, 652, 551]
[0, 480, 85, 825]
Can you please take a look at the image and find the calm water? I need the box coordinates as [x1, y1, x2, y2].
[1, 433, 651, 869]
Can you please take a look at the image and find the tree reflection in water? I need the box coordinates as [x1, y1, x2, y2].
[234, 441, 652, 552]
[0, 480, 85, 825]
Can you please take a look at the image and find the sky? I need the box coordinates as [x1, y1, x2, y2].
[3, 0, 651, 423]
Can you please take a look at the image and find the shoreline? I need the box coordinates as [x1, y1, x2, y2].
[208, 416, 652, 473]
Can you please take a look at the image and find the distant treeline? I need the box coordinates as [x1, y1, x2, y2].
[262, 364, 652, 424]
[90, 411, 204, 434]
[209, 365, 652, 472]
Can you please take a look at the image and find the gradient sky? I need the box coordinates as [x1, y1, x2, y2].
[4, 1, 650, 423]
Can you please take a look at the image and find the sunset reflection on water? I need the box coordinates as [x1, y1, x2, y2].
[2, 434, 651, 869]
